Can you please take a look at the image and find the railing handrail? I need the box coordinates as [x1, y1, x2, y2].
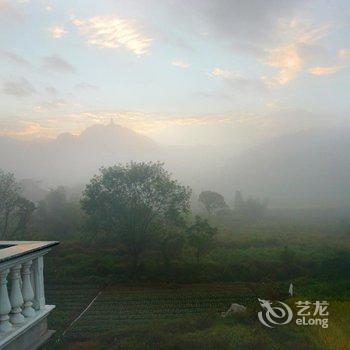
[0, 240, 58, 349]
[0, 241, 59, 264]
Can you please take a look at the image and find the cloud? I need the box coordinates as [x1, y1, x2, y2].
[263, 19, 331, 85]
[0, 0, 23, 22]
[210, 67, 266, 91]
[171, 60, 189, 68]
[265, 44, 302, 85]
[35, 98, 67, 111]
[42, 54, 76, 73]
[308, 66, 343, 76]
[164, 0, 302, 43]
[211, 68, 236, 79]
[62, 110, 234, 136]
[0, 121, 55, 140]
[48, 25, 68, 39]
[0, 50, 30, 67]
[338, 49, 350, 59]
[72, 15, 152, 55]
[2, 77, 36, 97]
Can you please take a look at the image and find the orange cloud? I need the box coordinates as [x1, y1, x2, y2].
[265, 44, 302, 85]
[308, 66, 343, 76]
[0, 122, 55, 139]
[263, 18, 331, 86]
[49, 25, 68, 39]
[72, 15, 152, 55]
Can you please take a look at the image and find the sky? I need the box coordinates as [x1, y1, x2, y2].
[0, 0, 350, 149]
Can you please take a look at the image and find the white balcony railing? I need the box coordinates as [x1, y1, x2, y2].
[0, 241, 58, 350]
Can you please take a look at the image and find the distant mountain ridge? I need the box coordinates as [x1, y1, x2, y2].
[2, 123, 350, 208]
[0, 122, 158, 185]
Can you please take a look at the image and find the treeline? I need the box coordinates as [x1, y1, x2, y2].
[198, 189, 267, 220]
[0, 164, 224, 271]
[1, 164, 349, 285]
[0, 172, 82, 240]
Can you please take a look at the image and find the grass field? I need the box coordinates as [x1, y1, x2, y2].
[41, 219, 350, 349]
[42, 281, 350, 349]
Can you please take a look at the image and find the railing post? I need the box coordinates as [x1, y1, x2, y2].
[0, 269, 12, 333]
[32, 256, 46, 310]
[9, 265, 25, 325]
[21, 260, 35, 318]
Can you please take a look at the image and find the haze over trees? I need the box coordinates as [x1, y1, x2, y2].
[0, 170, 34, 239]
[34, 186, 82, 239]
[234, 190, 267, 221]
[0, 164, 348, 293]
[2, 122, 350, 209]
[199, 190, 227, 215]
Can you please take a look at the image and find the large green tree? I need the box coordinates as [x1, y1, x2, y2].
[0, 170, 35, 239]
[81, 162, 191, 270]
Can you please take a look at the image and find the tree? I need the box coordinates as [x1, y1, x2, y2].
[34, 186, 82, 239]
[234, 190, 245, 215]
[155, 226, 186, 267]
[81, 162, 191, 271]
[234, 190, 268, 221]
[187, 216, 217, 263]
[244, 197, 267, 221]
[0, 170, 35, 239]
[198, 190, 226, 215]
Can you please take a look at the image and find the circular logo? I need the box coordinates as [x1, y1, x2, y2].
[258, 298, 293, 328]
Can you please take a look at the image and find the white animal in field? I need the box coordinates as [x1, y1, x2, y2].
[221, 303, 247, 317]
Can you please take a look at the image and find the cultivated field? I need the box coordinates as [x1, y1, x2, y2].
[42, 281, 350, 350]
[45, 283, 258, 342]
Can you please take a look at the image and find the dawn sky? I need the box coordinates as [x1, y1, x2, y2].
[0, 0, 350, 148]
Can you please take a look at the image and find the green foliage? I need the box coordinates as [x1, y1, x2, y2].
[155, 226, 186, 266]
[187, 216, 218, 263]
[81, 162, 191, 271]
[199, 190, 227, 215]
[0, 169, 35, 239]
[45, 218, 350, 285]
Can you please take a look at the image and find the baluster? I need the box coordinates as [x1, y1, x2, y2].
[9, 265, 25, 325]
[32, 257, 45, 310]
[30, 266, 35, 304]
[0, 269, 12, 333]
[21, 261, 35, 318]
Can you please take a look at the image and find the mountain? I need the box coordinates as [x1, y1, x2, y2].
[222, 127, 350, 208]
[0, 122, 158, 186]
[2, 122, 350, 209]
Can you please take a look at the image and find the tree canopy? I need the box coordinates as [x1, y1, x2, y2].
[0, 170, 35, 239]
[81, 162, 191, 270]
[187, 216, 217, 263]
[198, 190, 227, 215]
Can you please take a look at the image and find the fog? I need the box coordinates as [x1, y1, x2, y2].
[1, 120, 350, 210]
